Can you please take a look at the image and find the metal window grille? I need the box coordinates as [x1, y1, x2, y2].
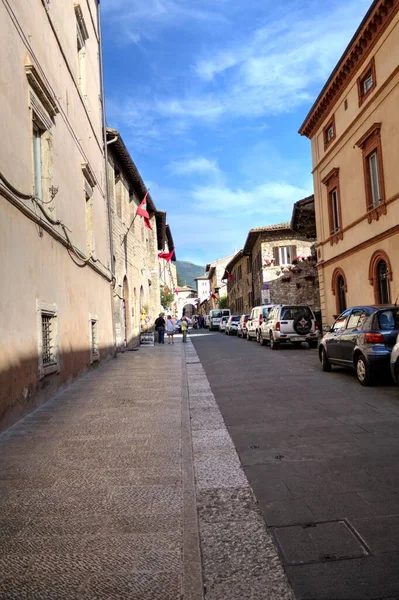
[91, 320, 99, 356]
[41, 313, 56, 366]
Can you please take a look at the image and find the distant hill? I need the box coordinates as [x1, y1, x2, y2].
[175, 261, 205, 289]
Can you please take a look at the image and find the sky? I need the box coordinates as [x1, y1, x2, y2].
[101, 0, 372, 265]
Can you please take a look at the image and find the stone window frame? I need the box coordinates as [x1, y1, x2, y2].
[323, 114, 336, 150]
[368, 249, 393, 304]
[355, 123, 386, 222]
[26, 61, 57, 207]
[321, 167, 343, 244]
[74, 4, 89, 98]
[37, 300, 59, 379]
[357, 57, 376, 107]
[82, 162, 96, 255]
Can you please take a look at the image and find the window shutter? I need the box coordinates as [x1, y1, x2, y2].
[273, 247, 279, 266]
[290, 246, 297, 263]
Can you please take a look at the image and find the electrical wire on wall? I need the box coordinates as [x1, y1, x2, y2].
[0, 171, 110, 271]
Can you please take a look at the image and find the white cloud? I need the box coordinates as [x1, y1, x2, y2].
[101, 0, 227, 43]
[168, 157, 221, 176]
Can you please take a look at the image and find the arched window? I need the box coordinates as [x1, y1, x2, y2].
[368, 250, 393, 304]
[377, 260, 390, 304]
[331, 268, 347, 315]
[337, 275, 347, 313]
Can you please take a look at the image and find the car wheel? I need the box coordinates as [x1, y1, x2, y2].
[270, 333, 280, 350]
[247, 331, 251, 341]
[308, 340, 318, 349]
[320, 347, 332, 372]
[356, 355, 374, 386]
[259, 331, 267, 346]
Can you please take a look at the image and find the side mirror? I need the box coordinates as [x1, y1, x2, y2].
[323, 325, 332, 333]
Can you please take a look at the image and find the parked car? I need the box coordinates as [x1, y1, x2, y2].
[319, 305, 399, 386]
[209, 309, 231, 331]
[204, 315, 210, 329]
[219, 316, 229, 332]
[247, 305, 275, 342]
[237, 314, 250, 338]
[390, 333, 399, 384]
[262, 304, 319, 349]
[225, 315, 241, 335]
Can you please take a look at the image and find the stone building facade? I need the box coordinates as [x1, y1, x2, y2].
[0, 0, 114, 430]
[106, 128, 167, 349]
[242, 221, 320, 312]
[299, 0, 399, 324]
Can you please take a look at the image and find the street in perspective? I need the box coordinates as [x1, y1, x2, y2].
[1, 0, 399, 599]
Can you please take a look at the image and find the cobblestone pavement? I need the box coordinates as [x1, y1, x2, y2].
[191, 330, 399, 600]
[0, 336, 294, 600]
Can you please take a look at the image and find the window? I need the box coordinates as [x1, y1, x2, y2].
[357, 58, 376, 106]
[82, 162, 96, 254]
[347, 309, 367, 331]
[368, 151, 381, 207]
[273, 246, 296, 266]
[75, 4, 89, 97]
[377, 260, 391, 304]
[322, 168, 342, 241]
[332, 310, 351, 332]
[247, 257, 252, 273]
[32, 120, 43, 200]
[323, 115, 336, 149]
[37, 301, 59, 378]
[355, 123, 385, 217]
[378, 309, 399, 330]
[237, 265, 242, 281]
[90, 318, 99, 362]
[331, 268, 347, 316]
[337, 275, 347, 313]
[368, 250, 393, 304]
[330, 189, 340, 233]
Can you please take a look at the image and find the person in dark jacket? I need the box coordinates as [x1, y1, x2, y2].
[154, 314, 166, 344]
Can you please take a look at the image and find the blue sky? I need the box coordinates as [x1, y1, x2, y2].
[101, 0, 371, 265]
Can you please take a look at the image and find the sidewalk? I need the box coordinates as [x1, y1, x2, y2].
[0, 338, 294, 600]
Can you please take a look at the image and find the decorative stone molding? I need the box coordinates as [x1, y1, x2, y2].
[299, 0, 399, 138]
[74, 4, 89, 42]
[25, 60, 58, 117]
[81, 162, 96, 188]
[331, 267, 348, 296]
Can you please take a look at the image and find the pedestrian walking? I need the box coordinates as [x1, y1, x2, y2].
[181, 317, 188, 342]
[154, 313, 166, 344]
[166, 315, 175, 344]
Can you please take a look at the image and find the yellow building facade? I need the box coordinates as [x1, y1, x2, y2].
[299, 0, 399, 324]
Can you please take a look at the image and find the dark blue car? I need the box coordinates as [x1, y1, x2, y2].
[319, 305, 399, 386]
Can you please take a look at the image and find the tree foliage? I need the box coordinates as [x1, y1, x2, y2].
[218, 295, 228, 309]
[160, 287, 175, 309]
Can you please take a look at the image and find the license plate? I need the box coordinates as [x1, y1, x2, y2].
[291, 336, 305, 342]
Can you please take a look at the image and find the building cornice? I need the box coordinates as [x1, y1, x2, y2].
[299, 0, 399, 139]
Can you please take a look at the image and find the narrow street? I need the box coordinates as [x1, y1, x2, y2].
[191, 330, 399, 600]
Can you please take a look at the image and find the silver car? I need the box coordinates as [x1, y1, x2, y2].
[390, 333, 399, 384]
[261, 304, 320, 349]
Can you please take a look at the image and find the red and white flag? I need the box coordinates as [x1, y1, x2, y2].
[136, 192, 152, 230]
[226, 270, 234, 282]
[210, 292, 217, 300]
[158, 250, 175, 261]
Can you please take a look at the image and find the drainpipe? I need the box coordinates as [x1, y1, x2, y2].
[97, 0, 117, 356]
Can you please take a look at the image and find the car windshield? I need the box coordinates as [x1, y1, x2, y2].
[281, 306, 312, 320]
[378, 309, 399, 330]
[262, 307, 272, 318]
[231, 316, 240, 322]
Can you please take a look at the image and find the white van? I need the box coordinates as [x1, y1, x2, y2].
[209, 309, 231, 331]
